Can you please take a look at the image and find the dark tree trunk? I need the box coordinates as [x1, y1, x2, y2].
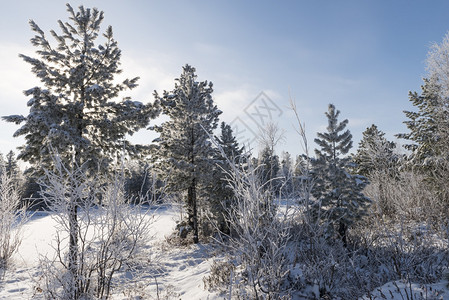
[338, 221, 348, 248]
[68, 86, 84, 298]
[187, 178, 199, 243]
[68, 198, 79, 298]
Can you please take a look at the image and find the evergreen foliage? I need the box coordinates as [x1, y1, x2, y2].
[397, 33, 449, 208]
[396, 77, 445, 166]
[2, 6, 160, 298]
[354, 124, 399, 216]
[279, 151, 293, 195]
[216, 122, 244, 159]
[311, 104, 371, 246]
[209, 122, 244, 234]
[354, 124, 398, 177]
[3, 4, 159, 178]
[258, 146, 280, 194]
[123, 161, 161, 203]
[0, 151, 23, 193]
[151, 64, 221, 243]
[397, 76, 449, 206]
[5, 151, 19, 179]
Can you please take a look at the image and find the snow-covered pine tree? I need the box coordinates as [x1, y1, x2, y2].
[254, 146, 280, 226]
[210, 122, 244, 234]
[397, 32, 449, 209]
[3, 151, 24, 194]
[216, 121, 244, 159]
[5, 151, 19, 179]
[398, 31, 449, 171]
[258, 146, 280, 194]
[280, 151, 293, 177]
[257, 122, 284, 195]
[396, 78, 444, 167]
[354, 124, 397, 177]
[354, 124, 398, 216]
[311, 104, 371, 246]
[396, 77, 449, 206]
[279, 151, 293, 195]
[3, 4, 159, 178]
[2, 6, 159, 298]
[151, 64, 221, 243]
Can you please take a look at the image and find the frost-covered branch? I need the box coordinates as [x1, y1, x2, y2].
[0, 168, 29, 278]
[37, 155, 156, 299]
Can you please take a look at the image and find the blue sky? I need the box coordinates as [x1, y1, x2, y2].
[1, 1, 449, 161]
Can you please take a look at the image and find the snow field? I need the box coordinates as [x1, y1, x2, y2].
[0, 204, 221, 299]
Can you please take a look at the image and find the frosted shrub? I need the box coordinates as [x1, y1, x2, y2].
[203, 259, 235, 292]
[0, 168, 28, 278]
[207, 132, 299, 299]
[38, 157, 155, 299]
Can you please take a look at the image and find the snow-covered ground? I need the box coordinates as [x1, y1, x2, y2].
[360, 280, 448, 300]
[1, 204, 448, 299]
[0, 204, 221, 299]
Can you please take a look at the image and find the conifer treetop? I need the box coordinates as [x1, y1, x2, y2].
[3, 4, 159, 177]
[314, 103, 352, 159]
[151, 64, 221, 192]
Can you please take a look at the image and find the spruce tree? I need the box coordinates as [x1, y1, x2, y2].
[3, 4, 159, 178]
[355, 125, 398, 215]
[151, 64, 221, 243]
[2, 6, 159, 297]
[280, 151, 293, 195]
[258, 146, 280, 194]
[280, 151, 293, 177]
[5, 151, 19, 179]
[3, 151, 24, 194]
[396, 77, 449, 181]
[396, 77, 449, 205]
[216, 122, 244, 159]
[354, 124, 397, 177]
[311, 104, 371, 246]
[210, 122, 244, 234]
[396, 78, 444, 163]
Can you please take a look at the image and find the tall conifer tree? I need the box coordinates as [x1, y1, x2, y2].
[398, 32, 449, 205]
[3, 4, 159, 178]
[210, 122, 244, 234]
[151, 65, 221, 243]
[216, 122, 244, 159]
[2, 6, 159, 297]
[258, 146, 280, 194]
[311, 104, 370, 246]
[397, 78, 447, 169]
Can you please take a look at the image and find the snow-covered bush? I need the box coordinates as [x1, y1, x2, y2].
[37, 157, 155, 299]
[0, 167, 29, 278]
[349, 209, 449, 299]
[294, 230, 357, 298]
[205, 114, 304, 298]
[364, 168, 440, 224]
[211, 157, 298, 299]
[203, 259, 235, 292]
